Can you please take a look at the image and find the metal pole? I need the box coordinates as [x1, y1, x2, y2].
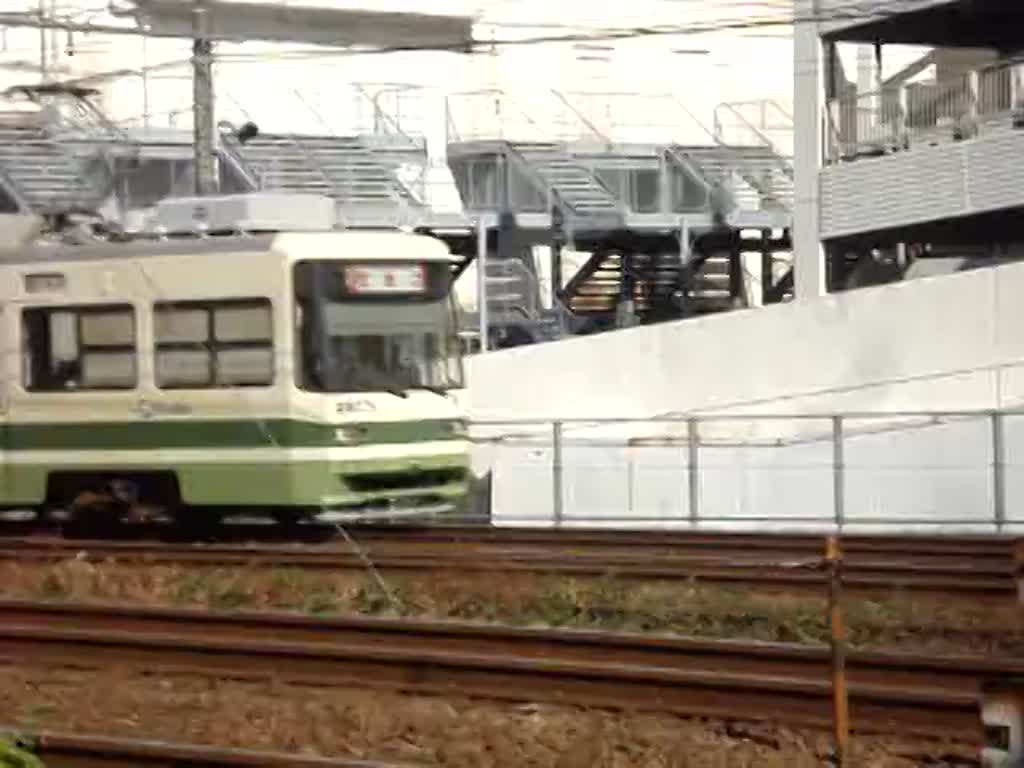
[142, 34, 150, 129]
[687, 418, 700, 526]
[191, 1, 217, 196]
[48, 0, 58, 75]
[993, 411, 1006, 533]
[551, 203, 565, 310]
[826, 535, 849, 767]
[476, 216, 489, 352]
[38, 0, 47, 81]
[831, 416, 845, 530]
[550, 241, 562, 309]
[552, 421, 564, 527]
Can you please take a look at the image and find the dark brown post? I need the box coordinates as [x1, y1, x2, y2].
[826, 535, 849, 766]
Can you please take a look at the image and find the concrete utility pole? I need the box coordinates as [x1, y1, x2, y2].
[191, 1, 218, 195]
[792, 0, 825, 298]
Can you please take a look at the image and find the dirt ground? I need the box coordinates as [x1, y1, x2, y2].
[0, 662, 980, 768]
[0, 558, 1020, 655]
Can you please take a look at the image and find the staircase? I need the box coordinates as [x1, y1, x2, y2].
[563, 250, 740, 321]
[668, 144, 794, 212]
[223, 132, 412, 208]
[483, 258, 541, 322]
[0, 112, 103, 214]
[460, 256, 560, 350]
[509, 142, 622, 223]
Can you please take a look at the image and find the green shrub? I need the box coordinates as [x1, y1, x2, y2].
[0, 737, 45, 768]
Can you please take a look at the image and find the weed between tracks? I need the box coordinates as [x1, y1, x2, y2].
[1, 559, 1021, 654]
[0, 664, 979, 768]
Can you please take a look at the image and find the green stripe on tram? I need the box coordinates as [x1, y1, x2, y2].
[0, 419, 460, 451]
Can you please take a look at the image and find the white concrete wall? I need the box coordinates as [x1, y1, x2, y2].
[467, 262, 1024, 421]
[467, 264, 1024, 531]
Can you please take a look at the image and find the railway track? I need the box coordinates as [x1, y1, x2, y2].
[2, 529, 1019, 599]
[0, 599, 1016, 743]
[3, 730, 407, 767]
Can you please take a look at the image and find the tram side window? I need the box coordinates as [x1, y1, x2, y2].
[154, 299, 274, 389]
[22, 305, 137, 391]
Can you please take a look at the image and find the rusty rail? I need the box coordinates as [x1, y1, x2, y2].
[0, 599, 1013, 743]
[3, 730, 408, 767]
[2, 530, 1018, 599]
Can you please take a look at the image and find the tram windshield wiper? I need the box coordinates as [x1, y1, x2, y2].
[413, 384, 450, 398]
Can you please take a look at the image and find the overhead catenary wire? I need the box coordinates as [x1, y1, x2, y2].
[0, 0, 921, 91]
[0, 0, 922, 52]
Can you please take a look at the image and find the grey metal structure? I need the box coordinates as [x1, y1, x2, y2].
[442, 88, 795, 346]
[810, 0, 1024, 292]
[0, 82, 462, 234]
[0, 78, 798, 349]
[218, 128, 422, 227]
[0, 85, 121, 216]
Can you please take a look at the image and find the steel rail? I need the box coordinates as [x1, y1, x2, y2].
[0, 600, 1013, 742]
[1, 523, 1017, 552]
[3, 730, 408, 767]
[2, 533, 1018, 599]
[349, 526, 1021, 552]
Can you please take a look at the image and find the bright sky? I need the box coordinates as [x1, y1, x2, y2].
[0, 1, 924, 148]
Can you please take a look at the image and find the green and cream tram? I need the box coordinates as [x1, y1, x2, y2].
[0, 194, 470, 526]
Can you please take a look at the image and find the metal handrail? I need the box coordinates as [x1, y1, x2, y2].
[219, 93, 334, 194]
[718, 98, 794, 125]
[713, 101, 789, 152]
[445, 88, 550, 144]
[469, 410, 1005, 451]
[825, 56, 1024, 161]
[356, 83, 424, 145]
[552, 90, 720, 147]
[548, 89, 611, 145]
[290, 89, 334, 135]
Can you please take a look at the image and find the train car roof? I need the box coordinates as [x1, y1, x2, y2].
[0, 230, 457, 267]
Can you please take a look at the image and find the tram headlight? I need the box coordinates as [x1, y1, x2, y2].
[333, 426, 365, 444]
[446, 420, 468, 439]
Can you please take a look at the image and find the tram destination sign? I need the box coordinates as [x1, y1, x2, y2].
[343, 263, 427, 295]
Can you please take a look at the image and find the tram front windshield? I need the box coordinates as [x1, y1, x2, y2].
[294, 260, 463, 395]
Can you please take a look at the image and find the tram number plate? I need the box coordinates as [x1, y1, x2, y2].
[344, 264, 425, 295]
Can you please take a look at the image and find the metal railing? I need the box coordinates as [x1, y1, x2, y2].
[713, 99, 794, 157]
[352, 82, 430, 144]
[826, 58, 1023, 163]
[552, 90, 719, 146]
[470, 410, 1024, 532]
[128, 83, 430, 144]
[445, 89, 552, 144]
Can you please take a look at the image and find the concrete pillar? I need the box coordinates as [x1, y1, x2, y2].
[793, 0, 826, 298]
[857, 43, 883, 113]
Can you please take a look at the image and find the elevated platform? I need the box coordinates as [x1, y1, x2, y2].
[819, 34, 1024, 288]
[220, 129, 418, 214]
[0, 82, 444, 230]
[445, 89, 793, 225]
[443, 90, 795, 343]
